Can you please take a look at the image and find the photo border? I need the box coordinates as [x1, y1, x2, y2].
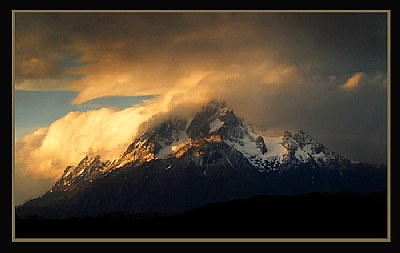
[11, 9, 392, 244]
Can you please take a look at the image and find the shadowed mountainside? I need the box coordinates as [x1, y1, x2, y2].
[16, 191, 387, 238]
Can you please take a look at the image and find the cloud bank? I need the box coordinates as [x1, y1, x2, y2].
[15, 106, 154, 204]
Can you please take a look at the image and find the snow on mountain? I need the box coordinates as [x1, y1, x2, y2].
[209, 118, 224, 133]
[50, 100, 353, 192]
[262, 136, 287, 161]
[281, 130, 351, 167]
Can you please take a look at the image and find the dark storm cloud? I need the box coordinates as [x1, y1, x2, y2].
[15, 12, 388, 163]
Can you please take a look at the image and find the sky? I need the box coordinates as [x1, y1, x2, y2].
[14, 12, 388, 205]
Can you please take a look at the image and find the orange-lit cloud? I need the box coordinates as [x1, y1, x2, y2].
[15, 13, 304, 104]
[15, 104, 158, 204]
[341, 72, 364, 90]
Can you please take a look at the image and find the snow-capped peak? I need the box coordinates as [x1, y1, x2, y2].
[52, 101, 353, 194]
[186, 100, 230, 139]
[53, 154, 109, 192]
[281, 130, 351, 167]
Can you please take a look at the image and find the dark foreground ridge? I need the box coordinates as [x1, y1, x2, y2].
[16, 191, 387, 238]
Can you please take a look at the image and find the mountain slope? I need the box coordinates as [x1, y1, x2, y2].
[16, 101, 386, 219]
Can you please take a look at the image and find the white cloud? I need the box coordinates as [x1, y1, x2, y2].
[15, 101, 160, 204]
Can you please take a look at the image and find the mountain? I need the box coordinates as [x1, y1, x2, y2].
[16, 100, 386, 219]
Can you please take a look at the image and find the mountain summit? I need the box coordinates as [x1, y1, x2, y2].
[17, 101, 386, 218]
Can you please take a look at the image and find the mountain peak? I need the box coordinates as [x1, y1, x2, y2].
[283, 130, 292, 138]
[293, 130, 315, 146]
[18, 103, 386, 219]
[186, 100, 231, 140]
[52, 154, 107, 192]
[281, 129, 351, 167]
[206, 99, 227, 110]
[79, 154, 101, 166]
